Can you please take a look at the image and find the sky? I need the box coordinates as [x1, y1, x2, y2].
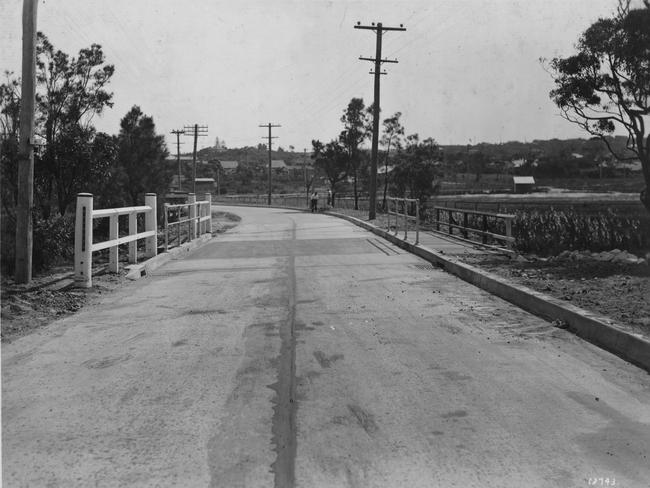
[0, 0, 641, 152]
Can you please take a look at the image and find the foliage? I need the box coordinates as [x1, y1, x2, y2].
[380, 112, 405, 208]
[339, 98, 370, 209]
[391, 134, 443, 208]
[311, 139, 348, 206]
[548, 3, 650, 211]
[35, 32, 115, 216]
[113, 106, 170, 206]
[513, 207, 650, 255]
[0, 72, 20, 221]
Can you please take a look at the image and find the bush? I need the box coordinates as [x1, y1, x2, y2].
[31, 214, 75, 271]
[513, 208, 650, 256]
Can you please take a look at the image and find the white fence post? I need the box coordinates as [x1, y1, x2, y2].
[145, 193, 157, 258]
[204, 192, 212, 234]
[188, 193, 196, 240]
[108, 214, 118, 273]
[128, 211, 137, 264]
[74, 193, 93, 288]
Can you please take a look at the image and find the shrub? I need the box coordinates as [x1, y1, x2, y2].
[513, 208, 650, 256]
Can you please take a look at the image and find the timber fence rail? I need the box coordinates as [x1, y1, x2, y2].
[75, 193, 157, 288]
[164, 193, 212, 251]
[427, 205, 515, 249]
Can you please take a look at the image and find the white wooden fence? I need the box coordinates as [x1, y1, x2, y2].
[74, 193, 158, 288]
[163, 193, 212, 251]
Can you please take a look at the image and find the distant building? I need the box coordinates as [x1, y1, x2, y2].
[194, 177, 215, 194]
[513, 176, 535, 193]
[271, 160, 287, 171]
[218, 160, 239, 173]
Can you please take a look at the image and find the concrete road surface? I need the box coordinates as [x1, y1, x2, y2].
[3, 206, 649, 488]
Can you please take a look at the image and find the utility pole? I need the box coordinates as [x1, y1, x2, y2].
[170, 129, 185, 191]
[183, 124, 208, 194]
[15, 0, 38, 284]
[259, 123, 280, 205]
[355, 21, 405, 220]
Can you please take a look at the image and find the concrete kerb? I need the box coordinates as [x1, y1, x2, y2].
[327, 210, 650, 373]
[124, 233, 214, 281]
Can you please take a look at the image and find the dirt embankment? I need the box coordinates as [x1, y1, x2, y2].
[461, 252, 650, 340]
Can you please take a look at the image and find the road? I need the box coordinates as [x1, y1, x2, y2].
[2, 206, 649, 488]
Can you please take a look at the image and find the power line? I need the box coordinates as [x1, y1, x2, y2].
[183, 124, 208, 194]
[259, 123, 281, 205]
[354, 21, 406, 220]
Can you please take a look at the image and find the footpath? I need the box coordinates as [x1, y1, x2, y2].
[329, 210, 650, 373]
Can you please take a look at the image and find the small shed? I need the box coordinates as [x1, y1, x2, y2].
[194, 177, 215, 194]
[513, 176, 535, 193]
[271, 160, 287, 172]
[219, 160, 239, 172]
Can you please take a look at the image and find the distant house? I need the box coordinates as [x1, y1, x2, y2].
[218, 160, 239, 173]
[513, 176, 535, 193]
[271, 160, 287, 172]
[194, 177, 215, 194]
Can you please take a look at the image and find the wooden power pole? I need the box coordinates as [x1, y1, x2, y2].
[259, 123, 280, 205]
[170, 129, 185, 191]
[183, 124, 208, 194]
[15, 0, 38, 284]
[355, 21, 405, 220]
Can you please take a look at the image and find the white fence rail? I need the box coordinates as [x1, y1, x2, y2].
[163, 193, 212, 251]
[74, 193, 157, 288]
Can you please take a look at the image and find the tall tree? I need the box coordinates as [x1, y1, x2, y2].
[392, 134, 442, 205]
[380, 112, 404, 209]
[35, 32, 115, 215]
[339, 98, 369, 209]
[0, 72, 21, 221]
[312, 139, 348, 207]
[115, 106, 170, 205]
[548, 2, 650, 211]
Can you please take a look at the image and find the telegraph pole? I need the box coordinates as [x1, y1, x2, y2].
[170, 129, 185, 191]
[355, 21, 405, 220]
[15, 0, 38, 284]
[259, 123, 280, 205]
[183, 124, 208, 194]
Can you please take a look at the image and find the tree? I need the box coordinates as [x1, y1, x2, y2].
[0, 72, 21, 222]
[392, 134, 442, 207]
[311, 139, 348, 207]
[339, 98, 370, 209]
[380, 112, 404, 209]
[115, 106, 170, 205]
[548, 2, 650, 211]
[35, 32, 115, 215]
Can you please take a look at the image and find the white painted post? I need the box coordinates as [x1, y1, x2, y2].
[74, 193, 93, 288]
[204, 192, 212, 234]
[164, 203, 169, 252]
[145, 193, 157, 258]
[404, 198, 409, 240]
[128, 210, 137, 264]
[188, 193, 196, 240]
[108, 214, 118, 273]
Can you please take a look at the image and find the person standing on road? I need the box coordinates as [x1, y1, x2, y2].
[310, 191, 318, 212]
[327, 189, 332, 206]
